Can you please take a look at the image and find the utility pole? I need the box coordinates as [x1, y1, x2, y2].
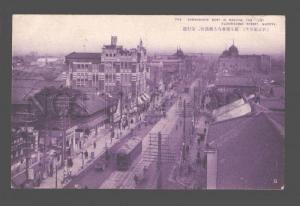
[55, 165, 58, 188]
[157, 132, 162, 189]
[22, 104, 35, 182]
[120, 83, 123, 132]
[44, 90, 48, 178]
[81, 151, 84, 169]
[61, 115, 66, 168]
[183, 100, 186, 143]
[25, 124, 30, 181]
[54, 93, 70, 168]
[193, 87, 196, 134]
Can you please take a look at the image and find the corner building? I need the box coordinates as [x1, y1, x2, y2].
[65, 36, 149, 103]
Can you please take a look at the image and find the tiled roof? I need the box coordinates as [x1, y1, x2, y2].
[76, 94, 106, 115]
[207, 112, 284, 189]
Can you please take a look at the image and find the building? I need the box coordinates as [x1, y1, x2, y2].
[148, 48, 186, 91]
[217, 42, 271, 76]
[11, 125, 39, 165]
[205, 105, 284, 190]
[215, 76, 257, 95]
[65, 36, 150, 108]
[30, 86, 117, 154]
[65, 52, 102, 89]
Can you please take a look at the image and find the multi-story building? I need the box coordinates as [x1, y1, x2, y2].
[217, 42, 271, 76]
[11, 126, 39, 165]
[65, 36, 149, 105]
[65, 52, 102, 89]
[148, 48, 185, 91]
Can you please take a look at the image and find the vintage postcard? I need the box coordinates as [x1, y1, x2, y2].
[11, 15, 285, 190]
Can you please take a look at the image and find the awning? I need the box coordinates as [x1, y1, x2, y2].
[138, 97, 144, 105]
[144, 93, 151, 100]
[140, 95, 147, 102]
[80, 114, 108, 128]
[141, 94, 149, 102]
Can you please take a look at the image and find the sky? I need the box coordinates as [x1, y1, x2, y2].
[12, 15, 285, 56]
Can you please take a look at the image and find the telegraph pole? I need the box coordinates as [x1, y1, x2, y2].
[193, 87, 196, 134]
[55, 165, 58, 188]
[120, 83, 123, 132]
[157, 132, 162, 189]
[54, 93, 70, 168]
[183, 100, 186, 143]
[22, 105, 35, 182]
[25, 124, 30, 181]
[44, 90, 48, 177]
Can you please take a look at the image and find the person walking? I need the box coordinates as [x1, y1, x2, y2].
[84, 150, 88, 159]
[93, 141, 96, 149]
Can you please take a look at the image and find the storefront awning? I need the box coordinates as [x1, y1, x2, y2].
[80, 114, 108, 129]
[144, 93, 151, 100]
[138, 97, 144, 105]
[140, 95, 147, 102]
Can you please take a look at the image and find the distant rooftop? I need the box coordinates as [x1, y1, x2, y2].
[215, 76, 256, 87]
[65, 52, 102, 60]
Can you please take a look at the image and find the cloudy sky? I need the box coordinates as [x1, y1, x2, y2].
[12, 15, 285, 56]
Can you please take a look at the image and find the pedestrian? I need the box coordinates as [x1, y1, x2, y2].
[84, 150, 88, 159]
[93, 141, 96, 149]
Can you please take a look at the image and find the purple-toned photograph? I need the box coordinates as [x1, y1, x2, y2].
[11, 15, 285, 190]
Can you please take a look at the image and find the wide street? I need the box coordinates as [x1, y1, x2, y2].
[100, 78, 200, 189]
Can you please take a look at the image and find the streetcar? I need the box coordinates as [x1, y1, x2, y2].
[116, 137, 143, 171]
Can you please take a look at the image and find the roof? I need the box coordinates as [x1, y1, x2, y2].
[11, 79, 64, 104]
[207, 112, 284, 189]
[75, 93, 107, 115]
[117, 137, 142, 155]
[260, 98, 285, 111]
[212, 98, 246, 117]
[65, 52, 102, 60]
[215, 76, 256, 87]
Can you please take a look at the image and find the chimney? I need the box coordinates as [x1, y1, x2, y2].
[111, 36, 117, 46]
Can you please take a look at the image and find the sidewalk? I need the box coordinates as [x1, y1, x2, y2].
[172, 114, 207, 189]
[36, 117, 142, 189]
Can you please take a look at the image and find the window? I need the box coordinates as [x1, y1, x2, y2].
[99, 65, 104, 72]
